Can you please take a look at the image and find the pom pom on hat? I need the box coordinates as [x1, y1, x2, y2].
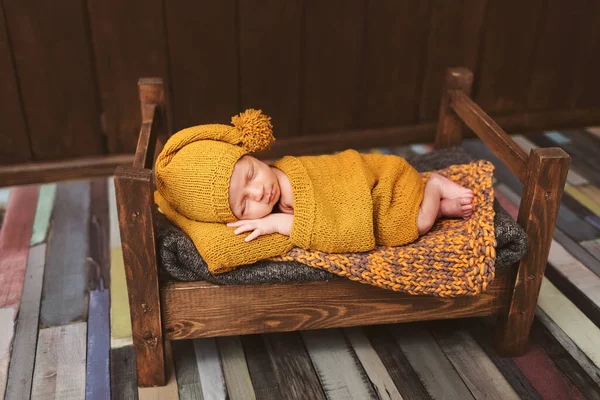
[231, 109, 275, 153]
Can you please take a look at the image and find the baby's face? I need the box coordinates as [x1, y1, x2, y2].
[228, 155, 280, 220]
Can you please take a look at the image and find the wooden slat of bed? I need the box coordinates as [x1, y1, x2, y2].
[161, 271, 512, 340]
[138, 342, 179, 400]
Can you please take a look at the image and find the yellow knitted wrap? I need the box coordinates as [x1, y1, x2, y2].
[155, 149, 425, 273]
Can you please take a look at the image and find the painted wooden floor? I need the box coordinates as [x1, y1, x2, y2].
[2, 129, 600, 399]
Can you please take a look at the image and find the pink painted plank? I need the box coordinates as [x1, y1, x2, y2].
[513, 344, 585, 400]
[493, 186, 518, 219]
[0, 186, 39, 308]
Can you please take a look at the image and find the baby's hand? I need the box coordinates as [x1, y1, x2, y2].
[227, 213, 293, 242]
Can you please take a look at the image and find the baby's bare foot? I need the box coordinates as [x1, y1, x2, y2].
[430, 173, 473, 200]
[440, 197, 473, 219]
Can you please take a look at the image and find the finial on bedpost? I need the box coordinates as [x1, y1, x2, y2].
[434, 67, 473, 149]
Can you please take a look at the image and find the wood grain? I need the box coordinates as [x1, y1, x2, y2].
[114, 167, 165, 386]
[302, 0, 365, 134]
[138, 342, 179, 400]
[40, 181, 91, 327]
[239, 0, 303, 139]
[343, 327, 403, 400]
[434, 68, 473, 149]
[392, 324, 474, 399]
[0, 306, 16, 400]
[5, 245, 46, 400]
[358, 0, 431, 126]
[0, 1, 31, 164]
[242, 335, 284, 399]
[161, 270, 511, 340]
[164, 0, 238, 131]
[0, 185, 39, 308]
[193, 338, 227, 400]
[31, 323, 87, 400]
[110, 345, 139, 400]
[495, 147, 570, 356]
[451, 91, 528, 183]
[474, 0, 545, 114]
[261, 332, 326, 400]
[217, 336, 256, 400]
[572, 1, 600, 108]
[171, 340, 204, 400]
[85, 288, 111, 400]
[466, 319, 541, 400]
[90, 178, 110, 288]
[30, 184, 56, 246]
[302, 329, 377, 400]
[419, 0, 486, 121]
[432, 327, 519, 399]
[3, 0, 104, 160]
[363, 325, 430, 399]
[0, 154, 134, 189]
[86, 0, 168, 153]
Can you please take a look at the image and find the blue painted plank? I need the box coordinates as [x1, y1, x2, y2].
[86, 286, 111, 400]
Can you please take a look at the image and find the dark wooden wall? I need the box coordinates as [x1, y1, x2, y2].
[1, 0, 600, 165]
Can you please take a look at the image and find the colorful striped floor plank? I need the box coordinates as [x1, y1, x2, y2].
[31, 323, 87, 400]
[110, 345, 138, 400]
[30, 184, 56, 246]
[0, 306, 17, 400]
[217, 336, 256, 400]
[0, 185, 39, 308]
[86, 286, 111, 400]
[172, 340, 204, 400]
[193, 338, 227, 400]
[5, 245, 46, 400]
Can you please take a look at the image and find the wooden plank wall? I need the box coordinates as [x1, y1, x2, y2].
[1, 0, 600, 165]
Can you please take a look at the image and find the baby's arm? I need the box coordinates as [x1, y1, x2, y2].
[227, 213, 294, 242]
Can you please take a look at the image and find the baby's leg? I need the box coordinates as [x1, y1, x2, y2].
[417, 173, 474, 235]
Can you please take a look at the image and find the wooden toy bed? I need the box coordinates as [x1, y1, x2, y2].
[114, 68, 570, 387]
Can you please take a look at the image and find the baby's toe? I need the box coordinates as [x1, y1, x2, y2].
[460, 197, 473, 205]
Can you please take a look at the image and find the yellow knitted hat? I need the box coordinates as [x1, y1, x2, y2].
[155, 109, 274, 223]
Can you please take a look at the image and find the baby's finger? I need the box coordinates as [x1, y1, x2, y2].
[227, 220, 245, 227]
[245, 229, 262, 242]
[233, 224, 256, 235]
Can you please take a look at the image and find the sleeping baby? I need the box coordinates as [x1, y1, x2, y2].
[154, 109, 475, 272]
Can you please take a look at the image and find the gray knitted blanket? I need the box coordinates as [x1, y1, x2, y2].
[156, 147, 528, 284]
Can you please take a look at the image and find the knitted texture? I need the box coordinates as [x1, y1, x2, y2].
[271, 160, 496, 297]
[155, 109, 274, 223]
[155, 149, 425, 273]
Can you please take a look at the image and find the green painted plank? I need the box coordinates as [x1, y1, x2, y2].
[30, 184, 56, 245]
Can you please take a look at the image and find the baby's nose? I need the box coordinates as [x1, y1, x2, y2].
[248, 184, 264, 201]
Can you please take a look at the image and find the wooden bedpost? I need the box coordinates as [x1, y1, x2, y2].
[494, 147, 570, 356]
[114, 79, 168, 387]
[434, 67, 473, 149]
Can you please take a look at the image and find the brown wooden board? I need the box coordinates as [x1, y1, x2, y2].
[419, 0, 486, 121]
[40, 181, 91, 327]
[572, 1, 600, 109]
[526, 0, 591, 110]
[362, 325, 430, 399]
[474, 0, 545, 114]
[164, 0, 238, 131]
[301, 0, 365, 134]
[87, 0, 168, 153]
[3, 0, 104, 161]
[0, 2, 31, 164]
[90, 178, 110, 288]
[358, 0, 431, 127]
[161, 271, 511, 340]
[238, 0, 303, 139]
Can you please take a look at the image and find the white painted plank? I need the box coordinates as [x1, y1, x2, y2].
[513, 134, 588, 186]
[538, 278, 600, 369]
[31, 323, 87, 400]
[0, 306, 17, 400]
[108, 177, 121, 249]
[194, 338, 227, 400]
[392, 326, 474, 400]
[0, 188, 10, 206]
[302, 329, 377, 400]
[435, 329, 519, 400]
[587, 127, 600, 138]
[217, 336, 255, 400]
[582, 239, 600, 259]
[344, 327, 403, 400]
